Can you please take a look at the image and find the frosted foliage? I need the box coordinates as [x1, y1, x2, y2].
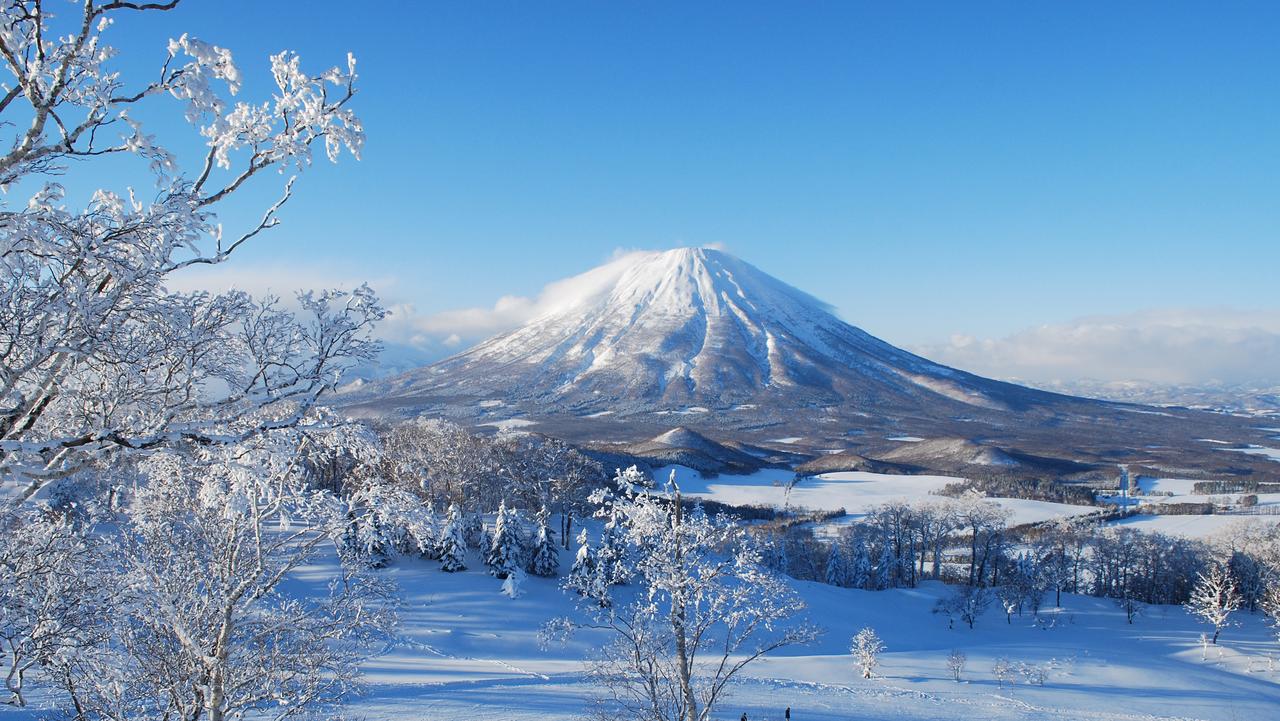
[851, 627, 885, 679]
[0, 511, 110, 707]
[485, 501, 524, 579]
[39, 433, 398, 721]
[1185, 564, 1241, 644]
[0, 1, 379, 500]
[527, 507, 560, 577]
[439, 504, 468, 573]
[555, 468, 818, 721]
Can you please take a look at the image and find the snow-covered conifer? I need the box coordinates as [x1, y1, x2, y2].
[486, 501, 524, 579]
[596, 508, 630, 586]
[874, 542, 895, 590]
[440, 504, 468, 573]
[528, 507, 561, 577]
[566, 529, 608, 604]
[850, 536, 872, 590]
[825, 540, 852, 587]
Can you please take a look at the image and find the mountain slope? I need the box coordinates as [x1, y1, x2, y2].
[363, 248, 1058, 414]
[344, 248, 1279, 478]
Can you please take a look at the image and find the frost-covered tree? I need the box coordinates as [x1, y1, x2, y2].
[550, 472, 818, 721]
[954, 492, 1011, 587]
[1261, 581, 1280, 657]
[0, 510, 111, 707]
[485, 500, 525, 579]
[528, 506, 560, 578]
[439, 504, 468, 573]
[0, 0, 379, 502]
[946, 649, 967, 682]
[566, 528, 606, 603]
[934, 585, 991, 630]
[851, 627, 885, 679]
[62, 442, 395, 721]
[1185, 564, 1241, 644]
[341, 465, 442, 567]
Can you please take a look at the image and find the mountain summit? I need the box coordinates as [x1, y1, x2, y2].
[346, 248, 1273, 474]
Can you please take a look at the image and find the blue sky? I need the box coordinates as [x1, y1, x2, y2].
[88, 2, 1280, 382]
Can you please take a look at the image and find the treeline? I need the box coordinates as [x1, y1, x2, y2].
[1192, 480, 1280, 494]
[937, 475, 1101, 506]
[751, 492, 1280, 615]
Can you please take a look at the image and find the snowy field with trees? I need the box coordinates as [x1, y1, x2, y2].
[2, 3, 1279, 721]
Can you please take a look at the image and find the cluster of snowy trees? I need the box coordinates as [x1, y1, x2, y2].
[376, 418, 603, 545]
[754, 492, 1280, 643]
[0, 3, 404, 718]
[759, 492, 1013, 590]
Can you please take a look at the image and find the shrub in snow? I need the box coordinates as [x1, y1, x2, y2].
[1185, 563, 1241, 644]
[1016, 661, 1049, 686]
[528, 507, 561, 578]
[992, 657, 1013, 688]
[440, 505, 468, 572]
[502, 567, 526, 599]
[851, 627, 885, 679]
[946, 650, 967, 683]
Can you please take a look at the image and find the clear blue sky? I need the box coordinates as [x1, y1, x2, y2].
[103, 1, 1278, 355]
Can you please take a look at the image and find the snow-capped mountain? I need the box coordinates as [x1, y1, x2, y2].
[361, 248, 1045, 413]
[345, 248, 1277, 476]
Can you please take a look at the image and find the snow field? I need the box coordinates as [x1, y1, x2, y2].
[660, 466, 1100, 528]
[315, 550, 1280, 721]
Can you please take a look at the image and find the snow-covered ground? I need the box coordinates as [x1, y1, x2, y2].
[1098, 474, 1280, 538]
[331, 552, 1280, 721]
[1111, 512, 1280, 538]
[661, 466, 1099, 527]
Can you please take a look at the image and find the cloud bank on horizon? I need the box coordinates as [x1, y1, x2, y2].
[911, 309, 1280, 386]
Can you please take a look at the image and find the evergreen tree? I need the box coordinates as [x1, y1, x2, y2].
[850, 536, 872, 590]
[439, 504, 468, 573]
[567, 529, 609, 605]
[825, 540, 852, 587]
[528, 506, 561, 578]
[485, 501, 524, 579]
[874, 541, 895, 590]
[596, 509, 630, 586]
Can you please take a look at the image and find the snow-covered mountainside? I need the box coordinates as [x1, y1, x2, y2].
[344, 248, 1278, 476]
[357, 248, 1050, 413]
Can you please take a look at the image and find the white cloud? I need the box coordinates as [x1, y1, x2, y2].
[377, 248, 667, 354]
[912, 308, 1280, 385]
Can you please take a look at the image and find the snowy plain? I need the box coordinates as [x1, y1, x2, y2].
[659, 466, 1101, 528]
[334, 550, 1280, 721]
